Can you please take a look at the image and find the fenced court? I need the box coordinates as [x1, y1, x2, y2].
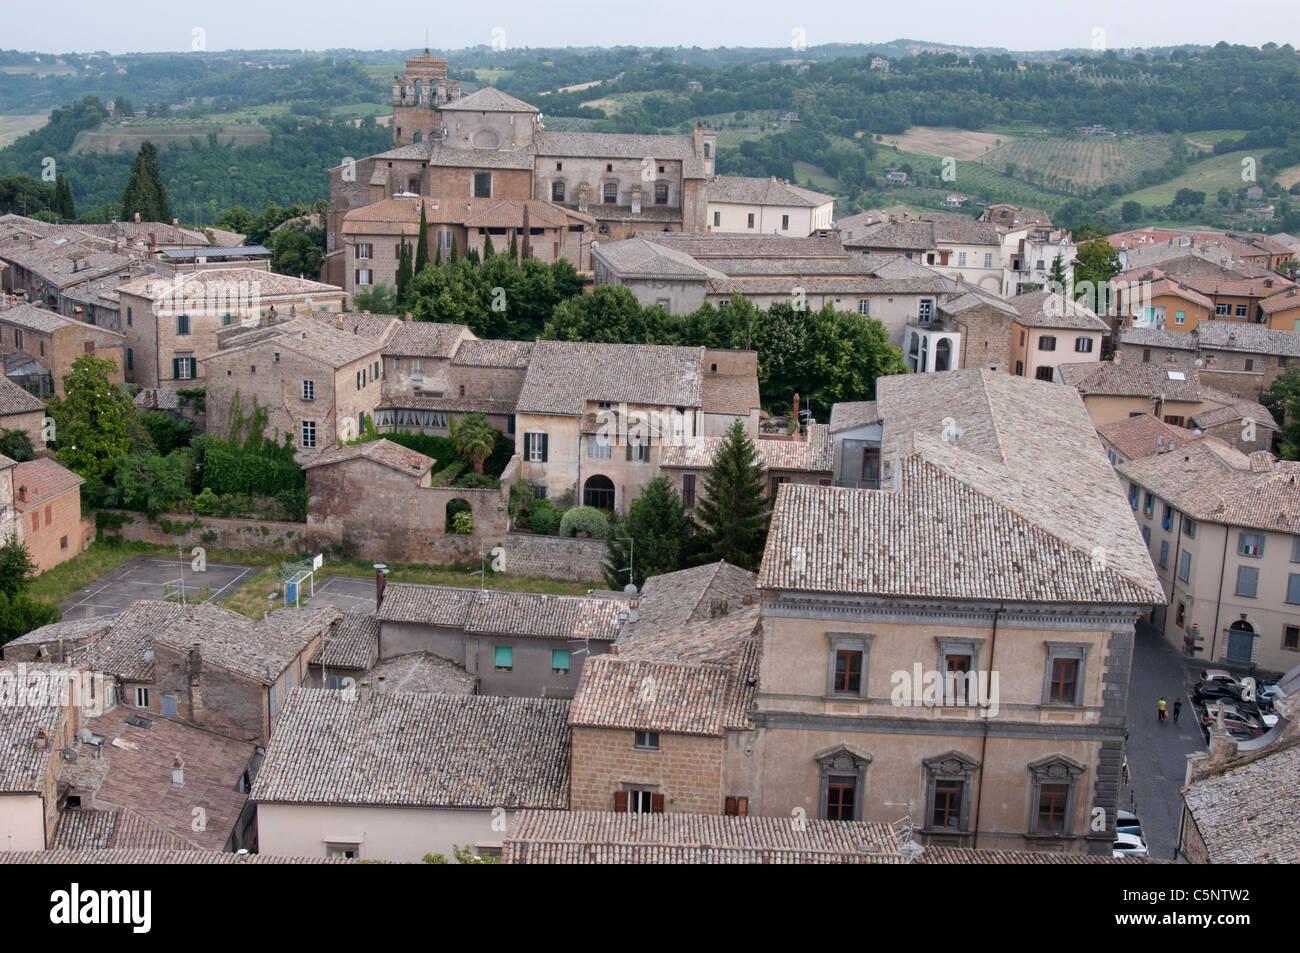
[58, 556, 257, 619]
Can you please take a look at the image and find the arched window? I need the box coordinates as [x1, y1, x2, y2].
[583, 474, 615, 510]
[935, 337, 952, 372]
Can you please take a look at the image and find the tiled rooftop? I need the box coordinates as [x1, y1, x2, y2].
[1058, 361, 1205, 402]
[659, 426, 833, 473]
[12, 457, 83, 509]
[705, 175, 833, 208]
[0, 374, 45, 415]
[311, 612, 379, 670]
[1096, 414, 1200, 462]
[378, 583, 629, 642]
[517, 341, 703, 416]
[385, 320, 470, 358]
[1008, 290, 1108, 331]
[150, 602, 324, 683]
[452, 338, 534, 367]
[300, 438, 437, 475]
[621, 561, 758, 639]
[1181, 738, 1300, 864]
[251, 688, 570, 809]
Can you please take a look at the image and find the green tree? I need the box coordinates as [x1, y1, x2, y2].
[0, 536, 38, 597]
[1121, 200, 1142, 222]
[351, 282, 399, 315]
[108, 450, 193, 517]
[53, 173, 75, 220]
[46, 353, 132, 482]
[602, 476, 692, 589]
[119, 140, 171, 223]
[414, 202, 429, 273]
[1047, 252, 1068, 291]
[482, 232, 495, 259]
[508, 228, 518, 263]
[0, 430, 35, 462]
[0, 589, 60, 647]
[448, 413, 497, 474]
[694, 419, 770, 570]
[1262, 365, 1300, 459]
[1073, 238, 1122, 315]
[395, 237, 413, 304]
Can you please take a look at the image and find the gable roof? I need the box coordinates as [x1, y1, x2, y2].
[250, 689, 570, 809]
[12, 457, 83, 509]
[1096, 414, 1200, 462]
[377, 583, 628, 642]
[384, 320, 470, 358]
[1008, 290, 1108, 331]
[761, 371, 1163, 604]
[622, 561, 758, 640]
[300, 438, 437, 476]
[705, 175, 833, 208]
[1058, 361, 1205, 402]
[0, 375, 44, 416]
[151, 603, 326, 683]
[442, 87, 538, 113]
[516, 341, 703, 416]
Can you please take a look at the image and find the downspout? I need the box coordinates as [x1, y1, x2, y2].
[1209, 527, 1230, 661]
[971, 604, 1002, 847]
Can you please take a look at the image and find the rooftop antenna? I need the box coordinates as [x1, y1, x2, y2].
[176, 544, 187, 605]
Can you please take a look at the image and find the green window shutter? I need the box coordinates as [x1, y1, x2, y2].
[552, 649, 570, 671]
[540, 433, 548, 462]
[126, 348, 133, 370]
[173, 357, 180, 379]
[626, 440, 633, 461]
[494, 645, 513, 669]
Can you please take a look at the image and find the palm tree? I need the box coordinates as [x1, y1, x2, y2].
[450, 413, 497, 474]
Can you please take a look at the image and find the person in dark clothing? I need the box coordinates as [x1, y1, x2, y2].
[1173, 698, 1182, 723]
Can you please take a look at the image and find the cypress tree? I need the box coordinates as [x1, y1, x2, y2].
[434, 241, 442, 266]
[395, 237, 412, 304]
[119, 141, 171, 222]
[695, 418, 770, 570]
[508, 228, 518, 263]
[449, 234, 458, 263]
[53, 173, 75, 221]
[482, 232, 495, 259]
[414, 202, 429, 272]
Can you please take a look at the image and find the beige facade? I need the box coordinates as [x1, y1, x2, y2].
[256, 802, 507, 861]
[0, 305, 124, 398]
[569, 726, 726, 815]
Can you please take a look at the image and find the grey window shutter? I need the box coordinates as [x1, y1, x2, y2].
[540, 433, 548, 462]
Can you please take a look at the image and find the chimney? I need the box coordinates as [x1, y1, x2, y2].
[134, 212, 141, 223]
[376, 673, 387, 695]
[171, 755, 185, 788]
[1113, 350, 1123, 365]
[33, 727, 49, 751]
[375, 566, 388, 611]
[17, 485, 26, 503]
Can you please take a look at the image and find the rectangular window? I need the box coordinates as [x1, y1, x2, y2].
[551, 649, 570, 674]
[1159, 539, 1169, 569]
[1038, 335, 1057, 351]
[494, 645, 513, 671]
[1285, 625, 1300, 650]
[983, 252, 993, 269]
[712, 211, 721, 226]
[355, 269, 373, 285]
[931, 779, 964, 829]
[1235, 304, 1248, 317]
[1035, 366, 1055, 382]
[1175, 310, 1186, 326]
[355, 243, 372, 259]
[1142, 525, 1151, 544]
[126, 306, 132, 326]
[747, 213, 755, 229]
[1075, 337, 1094, 353]
[958, 251, 967, 267]
[833, 650, 862, 695]
[474, 173, 492, 198]
[173, 356, 195, 380]
[326, 843, 359, 859]
[301, 420, 316, 448]
[302, 380, 314, 401]
[526, 432, 548, 463]
[1184, 516, 1196, 538]
[1162, 503, 1172, 532]
[826, 776, 856, 821]
[1238, 532, 1264, 557]
[682, 473, 696, 508]
[918, 299, 934, 322]
[126, 348, 133, 370]
[634, 731, 659, 751]
[588, 434, 611, 459]
[551, 181, 565, 202]
[1128, 483, 1138, 510]
[1216, 303, 1231, 316]
[1235, 565, 1259, 598]
[134, 687, 149, 709]
[655, 184, 668, 205]
[176, 314, 190, 335]
[781, 214, 789, 230]
[1143, 492, 1154, 519]
[1287, 574, 1300, 605]
[1292, 538, 1300, 563]
[603, 182, 618, 203]
[1179, 550, 1192, 583]
[1037, 783, 1070, 834]
[1049, 658, 1078, 703]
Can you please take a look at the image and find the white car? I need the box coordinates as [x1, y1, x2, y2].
[1112, 831, 1150, 858]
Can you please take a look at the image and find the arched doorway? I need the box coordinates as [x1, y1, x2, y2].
[445, 498, 472, 534]
[583, 474, 615, 510]
[935, 338, 952, 372]
[1225, 619, 1255, 664]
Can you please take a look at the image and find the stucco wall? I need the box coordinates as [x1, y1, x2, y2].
[256, 802, 513, 861]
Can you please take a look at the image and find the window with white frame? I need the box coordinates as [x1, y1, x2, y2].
[1238, 532, 1265, 557]
[302, 380, 315, 401]
[301, 420, 316, 448]
[588, 434, 611, 459]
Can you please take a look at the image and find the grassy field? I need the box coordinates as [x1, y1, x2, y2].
[0, 113, 49, 147]
[792, 160, 839, 192]
[978, 134, 1174, 193]
[1276, 164, 1300, 190]
[1120, 149, 1256, 206]
[1185, 129, 1251, 151]
[69, 121, 271, 155]
[884, 126, 1010, 160]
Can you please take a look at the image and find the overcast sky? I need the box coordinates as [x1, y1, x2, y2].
[7, 1, 1297, 55]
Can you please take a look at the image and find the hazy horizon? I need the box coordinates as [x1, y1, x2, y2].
[4, 0, 1297, 57]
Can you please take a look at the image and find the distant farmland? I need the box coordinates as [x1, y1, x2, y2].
[69, 121, 271, 155]
[978, 134, 1175, 195]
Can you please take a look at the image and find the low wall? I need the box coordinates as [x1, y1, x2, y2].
[99, 510, 338, 553]
[498, 532, 607, 583]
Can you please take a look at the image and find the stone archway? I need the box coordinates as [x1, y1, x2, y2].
[583, 474, 615, 510]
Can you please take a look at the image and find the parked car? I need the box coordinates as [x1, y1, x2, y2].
[1113, 831, 1150, 858]
[1200, 669, 1244, 687]
[1193, 681, 1248, 704]
[1201, 702, 1265, 731]
[1116, 810, 1142, 837]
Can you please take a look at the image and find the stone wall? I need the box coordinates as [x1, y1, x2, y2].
[569, 726, 725, 814]
[498, 532, 607, 583]
[99, 510, 334, 554]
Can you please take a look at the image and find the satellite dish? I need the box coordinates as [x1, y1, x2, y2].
[623, 583, 638, 596]
[142, 649, 155, 663]
[76, 727, 94, 743]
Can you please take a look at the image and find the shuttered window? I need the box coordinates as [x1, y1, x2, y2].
[494, 646, 513, 671]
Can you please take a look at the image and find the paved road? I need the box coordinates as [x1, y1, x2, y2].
[1121, 619, 1205, 860]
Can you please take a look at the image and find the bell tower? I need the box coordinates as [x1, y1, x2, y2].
[391, 50, 462, 147]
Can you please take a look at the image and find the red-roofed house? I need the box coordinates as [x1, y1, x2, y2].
[12, 457, 92, 570]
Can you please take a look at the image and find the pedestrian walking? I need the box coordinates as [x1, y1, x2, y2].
[1173, 698, 1182, 723]
[1158, 697, 1167, 723]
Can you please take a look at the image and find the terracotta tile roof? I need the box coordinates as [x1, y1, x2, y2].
[828, 400, 881, 434]
[3, 615, 115, 652]
[592, 238, 725, 281]
[0, 238, 135, 289]
[1181, 738, 1300, 864]
[300, 438, 437, 475]
[76, 704, 256, 851]
[634, 232, 847, 260]
[517, 341, 703, 416]
[452, 338, 534, 367]
[250, 689, 570, 809]
[761, 371, 1163, 604]
[385, 320, 469, 358]
[378, 583, 628, 642]
[151, 602, 322, 683]
[132, 387, 181, 411]
[311, 612, 379, 670]
[1190, 395, 1277, 432]
[1142, 277, 1216, 309]
[0, 374, 45, 415]
[82, 600, 187, 681]
[1117, 442, 1300, 534]
[503, 811, 901, 863]
[1117, 327, 1197, 351]
[0, 849, 356, 864]
[705, 175, 833, 208]
[116, 268, 344, 303]
[362, 652, 476, 695]
[622, 561, 758, 639]
[1008, 290, 1108, 331]
[1058, 361, 1204, 402]
[442, 87, 538, 113]
[12, 457, 82, 509]
[0, 666, 65, 793]
[0, 302, 86, 333]
[1096, 414, 1199, 462]
[659, 427, 833, 473]
[1194, 320, 1300, 356]
[203, 315, 393, 370]
[1177, 274, 1294, 299]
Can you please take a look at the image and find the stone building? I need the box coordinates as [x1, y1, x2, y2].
[743, 370, 1164, 854]
[704, 176, 835, 238]
[0, 374, 47, 448]
[11, 457, 92, 572]
[658, 424, 833, 512]
[1006, 290, 1107, 382]
[0, 302, 125, 398]
[840, 217, 1006, 293]
[1118, 323, 1300, 403]
[116, 269, 346, 387]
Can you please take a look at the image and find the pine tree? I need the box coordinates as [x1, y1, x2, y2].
[119, 141, 171, 223]
[602, 477, 692, 589]
[1048, 252, 1068, 293]
[395, 237, 413, 304]
[694, 419, 770, 570]
[414, 202, 429, 272]
[53, 174, 75, 221]
[482, 232, 495, 259]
